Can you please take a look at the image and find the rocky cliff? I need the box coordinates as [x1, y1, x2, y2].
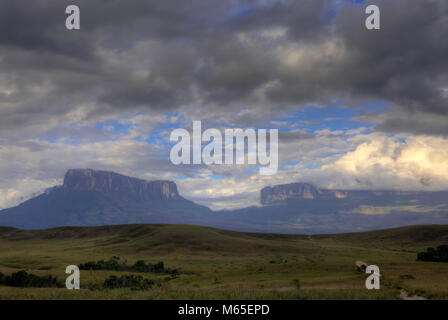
[261, 183, 322, 204]
[63, 169, 179, 200]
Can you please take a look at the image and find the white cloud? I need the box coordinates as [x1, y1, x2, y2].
[324, 134, 448, 190]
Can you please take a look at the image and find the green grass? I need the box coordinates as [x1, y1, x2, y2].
[0, 224, 447, 300]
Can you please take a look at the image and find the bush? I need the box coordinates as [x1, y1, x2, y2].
[79, 256, 179, 275]
[0, 270, 62, 288]
[102, 274, 155, 290]
[417, 245, 448, 262]
[79, 256, 126, 271]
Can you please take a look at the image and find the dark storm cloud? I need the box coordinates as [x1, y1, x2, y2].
[1, 0, 448, 136]
[356, 106, 448, 136]
[333, 0, 448, 133]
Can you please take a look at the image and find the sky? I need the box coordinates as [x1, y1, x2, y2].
[1, 0, 448, 210]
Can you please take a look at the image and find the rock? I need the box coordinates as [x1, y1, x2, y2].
[355, 260, 368, 268]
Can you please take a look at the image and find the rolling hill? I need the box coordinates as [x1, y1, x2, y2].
[0, 224, 447, 299]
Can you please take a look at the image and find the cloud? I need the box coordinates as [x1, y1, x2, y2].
[184, 133, 448, 209]
[1, 127, 448, 210]
[323, 134, 448, 189]
[0, 138, 185, 209]
[1, 0, 448, 210]
[1, 0, 447, 135]
[355, 106, 448, 136]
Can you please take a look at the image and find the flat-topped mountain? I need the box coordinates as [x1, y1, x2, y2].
[63, 169, 179, 200]
[260, 182, 441, 205]
[0, 170, 447, 233]
[0, 169, 211, 230]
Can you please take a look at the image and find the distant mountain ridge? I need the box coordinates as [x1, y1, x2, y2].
[0, 169, 448, 233]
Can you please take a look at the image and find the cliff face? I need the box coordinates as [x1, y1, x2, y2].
[261, 183, 321, 204]
[260, 182, 437, 205]
[63, 169, 179, 200]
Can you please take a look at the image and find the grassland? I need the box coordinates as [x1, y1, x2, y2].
[0, 224, 447, 300]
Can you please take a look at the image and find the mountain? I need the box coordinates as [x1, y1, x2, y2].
[0, 169, 213, 229]
[218, 182, 448, 233]
[260, 182, 440, 205]
[0, 170, 448, 233]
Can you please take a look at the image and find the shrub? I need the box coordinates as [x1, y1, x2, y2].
[417, 245, 448, 262]
[0, 270, 62, 288]
[102, 274, 155, 290]
[79, 257, 176, 274]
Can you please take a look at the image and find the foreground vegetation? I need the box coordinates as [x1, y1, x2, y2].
[79, 256, 179, 276]
[0, 270, 62, 288]
[0, 224, 447, 300]
[417, 245, 448, 262]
